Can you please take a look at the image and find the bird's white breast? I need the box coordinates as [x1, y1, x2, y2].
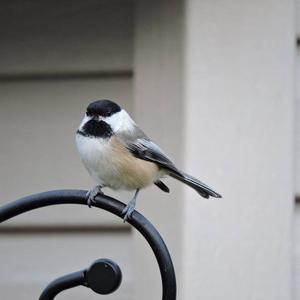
[75, 134, 119, 187]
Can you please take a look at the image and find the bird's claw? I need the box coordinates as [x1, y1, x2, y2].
[122, 203, 135, 222]
[121, 189, 139, 222]
[86, 186, 103, 208]
[87, 196, 96, 208]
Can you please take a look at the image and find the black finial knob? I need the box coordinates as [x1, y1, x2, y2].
[85, 258, 122, 295]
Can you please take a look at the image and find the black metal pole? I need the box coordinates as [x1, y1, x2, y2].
[0, 189, 176, 300]
[39, 270, 85, 300]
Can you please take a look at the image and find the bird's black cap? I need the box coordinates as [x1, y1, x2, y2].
[86, 100, 121, 117]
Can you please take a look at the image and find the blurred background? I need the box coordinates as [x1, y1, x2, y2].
[0, 0, 298, 299]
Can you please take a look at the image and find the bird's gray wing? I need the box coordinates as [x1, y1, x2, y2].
[116, 129, 222, 199]
[117, 131, 182, 176]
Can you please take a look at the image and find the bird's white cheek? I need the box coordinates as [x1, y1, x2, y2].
[105, 110, 135, 133]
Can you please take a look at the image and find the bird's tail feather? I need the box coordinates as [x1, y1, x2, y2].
[169, 172, 222, 199]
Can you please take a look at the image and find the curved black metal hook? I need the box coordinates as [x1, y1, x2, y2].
[39, 258, 122, 300]
[0, 189, 176, 300]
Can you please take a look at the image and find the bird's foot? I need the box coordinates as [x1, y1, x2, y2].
[122, 189, 139, 222]
[122, 201, 136, 222]
[86, 185, 104, 208]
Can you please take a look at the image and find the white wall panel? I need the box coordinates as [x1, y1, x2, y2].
[183, 1, 295, 300]
[294, 2, 300, 300]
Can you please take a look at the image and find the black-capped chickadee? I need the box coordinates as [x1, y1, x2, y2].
[76, 99, 221, 221]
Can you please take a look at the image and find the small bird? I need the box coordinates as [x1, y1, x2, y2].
[76, 99, 221, 221]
